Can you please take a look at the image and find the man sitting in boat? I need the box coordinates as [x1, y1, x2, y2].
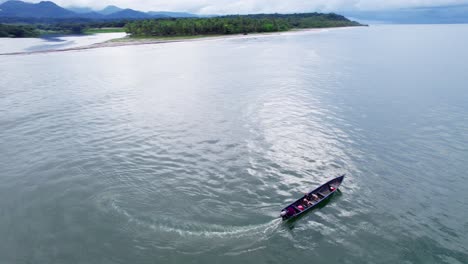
[310, 193, 319, 201]
[303, 197, 313, 207]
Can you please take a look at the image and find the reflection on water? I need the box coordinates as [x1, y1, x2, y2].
[0, 25, 467, 263]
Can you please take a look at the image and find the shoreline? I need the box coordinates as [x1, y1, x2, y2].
[0, 27, 354, 56]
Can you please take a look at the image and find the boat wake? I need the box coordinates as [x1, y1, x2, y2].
[95, 194, 283, 243]
[148, 218, 283, 239]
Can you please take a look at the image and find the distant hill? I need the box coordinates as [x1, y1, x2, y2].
[105, 9, 153, 19]
[345, 4, 468, 24]
[67, 6, 93, 14]
[78, 12, 105, 19]
[0, 0, 75, 18]
[98, 5, 123, 15]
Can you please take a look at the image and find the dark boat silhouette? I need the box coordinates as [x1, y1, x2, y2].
[280, 175, 345, 221]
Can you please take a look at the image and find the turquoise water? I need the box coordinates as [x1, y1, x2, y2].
[0, 25, 467, 263]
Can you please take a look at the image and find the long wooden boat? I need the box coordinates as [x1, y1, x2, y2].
[280, 175, 345, 221]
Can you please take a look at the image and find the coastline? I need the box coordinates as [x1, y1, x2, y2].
[0, 27, 354, 56]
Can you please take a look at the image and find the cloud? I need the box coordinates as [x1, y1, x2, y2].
[23, 0, 468, 14]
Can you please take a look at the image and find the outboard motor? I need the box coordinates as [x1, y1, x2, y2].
[280, 210, 287, 219]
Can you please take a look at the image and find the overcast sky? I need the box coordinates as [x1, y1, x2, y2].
[21, 0, 468, 14]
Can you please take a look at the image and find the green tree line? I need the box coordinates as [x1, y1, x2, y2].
[34, 20, 128, 34]
[0, 24, 40, 37]
[124, 13, 362, 37]
[0, 20, 129, 37]
[0, 13, 362, 38]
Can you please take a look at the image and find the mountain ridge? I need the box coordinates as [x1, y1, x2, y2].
[98, 5, 123, 15]
[2, 0, 466, 24]
[0, 0, 198, 19]
[0, 1, 75, 18]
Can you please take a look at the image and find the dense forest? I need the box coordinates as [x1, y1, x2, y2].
[34, 20, 128, 34]
[0, 20, 128, 37]
[124, 13, 362, 37]
[0, 24, 39, 37]
[0, 13, 362, 38]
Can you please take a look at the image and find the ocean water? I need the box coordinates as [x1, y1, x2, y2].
[0, 25, 467, 263]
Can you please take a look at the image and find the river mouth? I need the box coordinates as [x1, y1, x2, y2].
[0, 32, 127, 54]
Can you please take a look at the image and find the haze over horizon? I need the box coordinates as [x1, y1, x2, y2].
[2, 0, 468, 14]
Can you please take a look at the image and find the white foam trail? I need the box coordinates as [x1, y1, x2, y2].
[97, 194, 283, 240]
[149, 218, 282, 239]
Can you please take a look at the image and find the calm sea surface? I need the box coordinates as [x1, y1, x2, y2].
[0, 25, 467, 263]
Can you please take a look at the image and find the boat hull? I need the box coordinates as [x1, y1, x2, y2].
[280, 175, 345, 221]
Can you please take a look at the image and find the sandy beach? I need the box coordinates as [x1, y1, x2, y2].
[0, 28, 332, 56]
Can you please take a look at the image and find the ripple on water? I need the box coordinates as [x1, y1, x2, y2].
[2, 26, 468, 263]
